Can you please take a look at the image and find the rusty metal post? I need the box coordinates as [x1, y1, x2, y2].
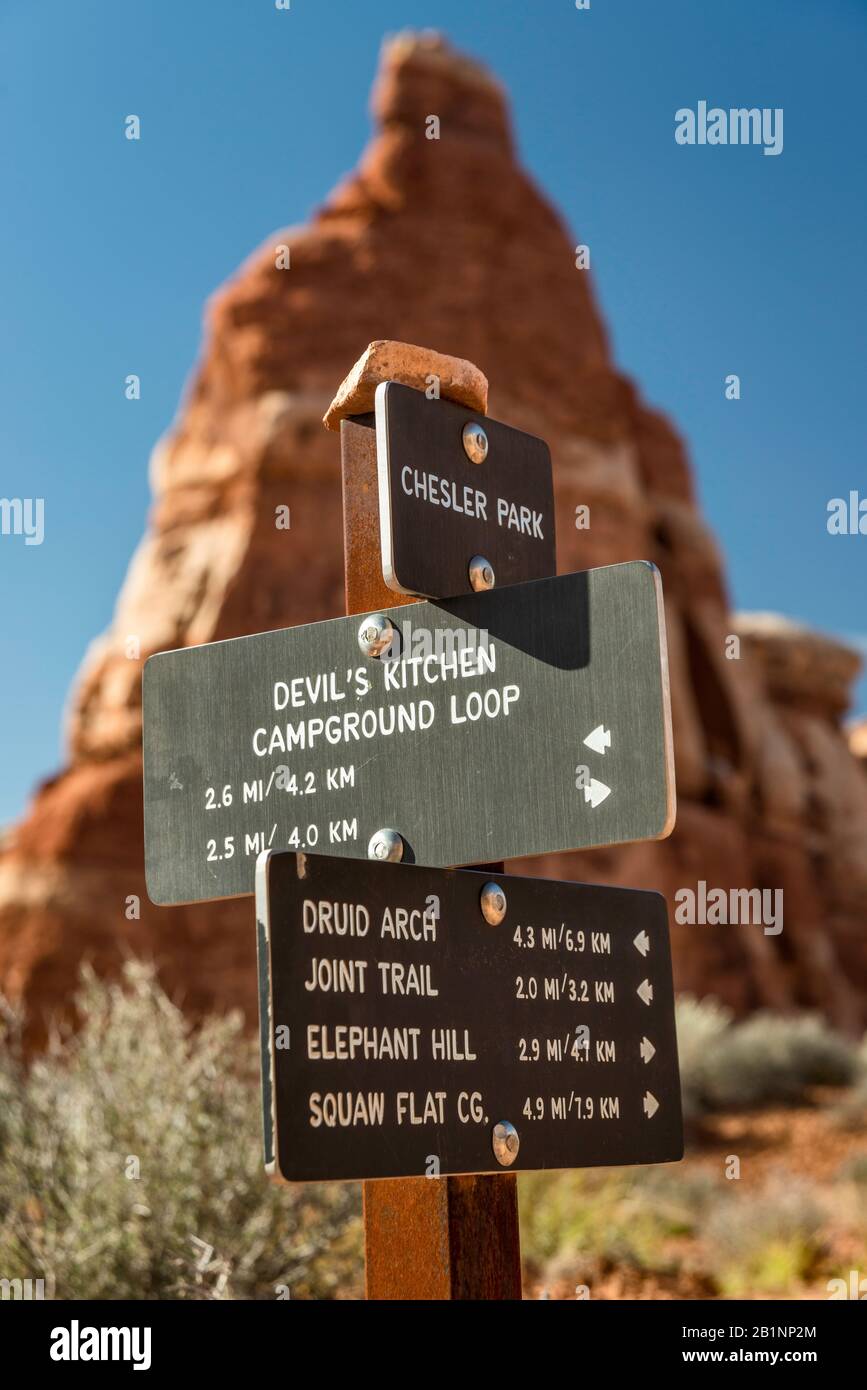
[329, 347, 522, 1300]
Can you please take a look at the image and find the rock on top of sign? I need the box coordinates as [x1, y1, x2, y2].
[323, 340, 489, 431]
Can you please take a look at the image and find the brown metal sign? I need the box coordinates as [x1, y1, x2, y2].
[257, 851, 683, 1184]
[375, 382, 555, 598]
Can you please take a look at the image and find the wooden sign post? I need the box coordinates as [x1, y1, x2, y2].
[331, 343, 522, 1299]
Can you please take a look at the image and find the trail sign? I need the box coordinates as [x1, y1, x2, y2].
[143, 561, 675, 906]
[375, 381, 555, 597]
[256, 850, 683, 1183]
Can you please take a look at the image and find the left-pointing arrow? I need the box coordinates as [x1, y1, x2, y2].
[583, 724, 612, 756]
[637, 978, 654, 1006]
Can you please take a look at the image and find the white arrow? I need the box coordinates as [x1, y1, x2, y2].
[643, 1091, 659, 1119]
[583, 724, 612, 756]
[583, 778, 611, 809]
[639, 1036, 656, 1064]
[637, 979, 654, 1006]
[633, 930, 650, 957]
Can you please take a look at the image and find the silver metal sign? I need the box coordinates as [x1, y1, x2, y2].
[143, 561, 675, 906]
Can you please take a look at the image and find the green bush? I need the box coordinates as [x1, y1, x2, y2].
[839, 1153, 867, 1184]
[704, 1182, 826, 1297]
[0, 963, 362, 1299]
[673, 996, 732, 1121]
[832, 1069, 867, 1131]
[519, 1163, 718, 1279]
[676, 998, 858, 1116]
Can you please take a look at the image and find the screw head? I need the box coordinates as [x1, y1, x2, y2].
[367, 828, 404, 863]
[492, 1121, 520, 1167]
[462, 421, 489, 464]
[468, 555, 495, 592]
[480, 881, 507, 925]
[358, 614, 395, 658]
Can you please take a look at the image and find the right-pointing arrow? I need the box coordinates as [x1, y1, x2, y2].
[583, 778, 611, 809]
[637, 979, 654, 1006]
[643, 1091, 659, 1119]
[639, 1036, 656, 1064]
[633, 930, 650, 957]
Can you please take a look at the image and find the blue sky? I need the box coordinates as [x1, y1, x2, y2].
[0, 0, 865, 824]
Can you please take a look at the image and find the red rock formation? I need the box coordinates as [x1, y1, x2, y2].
[1, 32, 865, 1035]
[850, 718, 867, 764]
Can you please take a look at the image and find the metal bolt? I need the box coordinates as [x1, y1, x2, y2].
[480, 881, 507, 925]
[357, 613, 395, 659]
[462, 421, 489, 464]
[367, 828, 404, 863]
[492, 1121, 520, 1167]
[468, 555, 495, 592]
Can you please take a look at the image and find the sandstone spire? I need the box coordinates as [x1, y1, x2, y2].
[1, 33, 865, 1034]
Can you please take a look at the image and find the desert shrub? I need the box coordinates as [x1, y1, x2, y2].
[676, 998, 858, 1116]
[520, 1163, 837, 1297]
[704, 1182, 826, 1296]
[839, 1153, 867, 1184]
[831, 1065, 867, 1132]
[519, 1163, 718, 1277]
[0, 963, 362, 1299]
[674, 996, 732, 1121]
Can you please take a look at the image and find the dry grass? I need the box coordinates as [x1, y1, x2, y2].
[0, 963, 362, 1299]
